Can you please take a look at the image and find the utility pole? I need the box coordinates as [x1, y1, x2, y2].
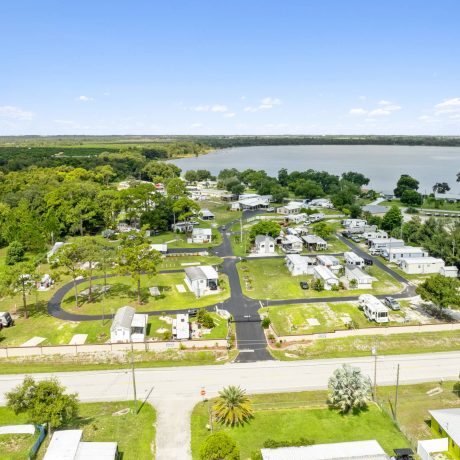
[394, 364, 400, 421]
[130, 340, 137, 414]
[372, 344, 378, 401]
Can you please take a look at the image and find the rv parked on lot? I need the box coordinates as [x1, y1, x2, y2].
[359, 294, 389, 323]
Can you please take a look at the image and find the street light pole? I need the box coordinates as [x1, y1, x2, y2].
[394, 364, 400, 421]
[372, 344, 378, 401]
[130, 340, 137, 414]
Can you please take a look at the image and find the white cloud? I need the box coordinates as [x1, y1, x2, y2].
[358, 95, 367, 101]
[378, 100, 391, 106]
[368, 108, 392, 117]
[223, 112, 236, 118]
[0, 105, 34, 120]
[434, 97, 460, 115]
[76, 95, 93, 102]
[349, 108, 368, 116]
[193, 104, 229, 113]
[244, 96, 282, 112]
[190, 122, 203, 128]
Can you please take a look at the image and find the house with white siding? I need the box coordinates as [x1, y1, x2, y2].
[184, 265, 219, 297]
[286, 254, 315, 276]
[191, 228, 212, 243]
[313, 265, 339, 290]
[383, 246, 427, 262]
[400, 257, 445, 275]
[344, 251, 365, 267]
[440, 266, 459, 278]
[369, 238, 404, 251]
[277, 201, 303, 215]
[316, 255, 342, 274]
[345, 265, 374, 289]
[255, 235, 276, 255]
[302, 234, 328, 251]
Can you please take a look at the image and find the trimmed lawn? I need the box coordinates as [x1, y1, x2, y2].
[191, 312, 229, 339]
[159, 255, 223, 270]
[0, 407, 34, 460]
[261, 301, 410, 336]
[61, 272, 230, 315]
[191, 393, 408, 459]
[269, 330, 460, 360]
[238, 258, 403, 300]
[0, 300, 112, 346]
[199, 199, 241, 225]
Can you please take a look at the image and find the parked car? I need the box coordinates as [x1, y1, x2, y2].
[369, 248, 381, 256]
[384, 297, 401, 311]
[208, 281, 218, 291]
[187, 308, 198, 317]
[342, 231, 351, 238]
[351, 236, 362, 243]
[0, 312, 13, 328]
[299, 281, 309, 290]
[266, 207, 275, 212]
[364, 258, 374, 266]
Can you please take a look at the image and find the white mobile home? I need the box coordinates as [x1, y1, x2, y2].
[110, 306, 148, 343]
[345, 265, 374, 289]
[342, 219, 367, 229]
[309, 198, 333, 208]
[400, 257, 445, 275]
[281, 234, 303, 254]
[191, 228, 212, 243]
[184, 265, 219, 297]
[369, 238, 404, 251]
[344, 251, 365, 267]
[359, 294, 389, 323]
[255, 235, 276, 255]
[173, 314, 190, 340]
[286, 254, 315, 276]
[277, 201, 302, 215]
[316, 255, 342, 274]
[302, 234, 328, 251]
[306, 212, 325, 223]
[200, 208, 215, 220]
[440, 266, 459, 278]
[313, 265, 339, 290]
[363, 230, 388, 242]
[383, 246, 427, 262]
[150, 243, 168, 254]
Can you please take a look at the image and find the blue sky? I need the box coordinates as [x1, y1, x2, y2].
[1, 0, 459, 135]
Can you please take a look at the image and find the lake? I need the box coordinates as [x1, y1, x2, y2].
[170, 145, 460, 193]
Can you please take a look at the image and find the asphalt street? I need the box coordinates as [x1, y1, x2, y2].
[0, 351, 458, 459]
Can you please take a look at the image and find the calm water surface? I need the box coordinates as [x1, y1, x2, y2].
[170, 145, 460, 193]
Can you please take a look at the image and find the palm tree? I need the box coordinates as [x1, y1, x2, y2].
[213, 385, 253, 426]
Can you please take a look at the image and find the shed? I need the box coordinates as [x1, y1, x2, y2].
[440, 266, 458, 278]
[200, 208, 215, 220]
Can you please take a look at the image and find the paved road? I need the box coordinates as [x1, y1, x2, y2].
[0, 351, 458, 459]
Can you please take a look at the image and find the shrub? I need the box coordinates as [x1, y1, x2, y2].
[5, 241, 25, 265]
[200, 432, 240, 460]
[313, 278, 324, 291]
[261, 317, 271, 329]
[263, 438, 314, 448]
[197, 309, 215, 329]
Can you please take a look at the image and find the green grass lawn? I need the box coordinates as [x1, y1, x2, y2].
[380, 198, 460, 211]
[261, 301, 410, 336]
[199, 199, 242, 225]
[159, 255, 223, 270]
[61, 272, 230, 315]
[237, 258, 403, 300]
[191, 312, 229, 339]
[269, 330, 460, 360]
[0, 401, 156, 460]
[191, 393, 408, 459]
[0, 407, 34, 460]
